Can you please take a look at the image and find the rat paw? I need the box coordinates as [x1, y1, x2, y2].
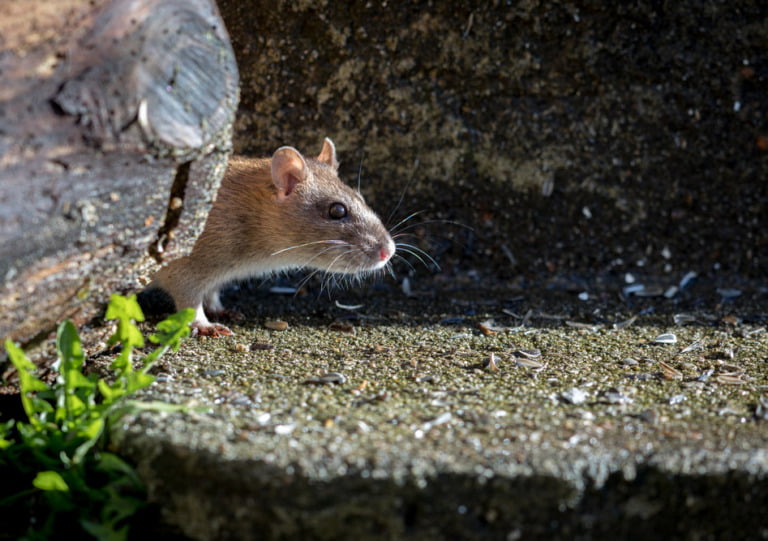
[191, 322, 234, 338]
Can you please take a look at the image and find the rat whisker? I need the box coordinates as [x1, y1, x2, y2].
[317, 273, 327, 295]
[385, 157, 420, 227]
[292, 243, 354, 293]
[288, 244, 346, 270]
[297, 246, 349, 271]
[326, 250, 354, 275]
[356, 152, 364, 193]
[392, 253, 417, 273]
[385, 261, 397, 279]
[270, 239, 347, 257]
[396, 243, 441, 271]
[296, 268, 322, 292]
[313, 268, 335, 297]
[388, 210, 427, 235]
[325, 266, 348, 294]
[395, 248, 431, 270]
[392, 219, 475, 236]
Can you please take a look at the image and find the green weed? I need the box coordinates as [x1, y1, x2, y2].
[0, 294, 194, 540]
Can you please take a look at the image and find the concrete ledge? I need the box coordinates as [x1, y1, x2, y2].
[112, 285, 768, 539]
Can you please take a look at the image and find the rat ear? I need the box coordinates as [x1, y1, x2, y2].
[317, 137, 339, 170]
[271, 146, 308, 201]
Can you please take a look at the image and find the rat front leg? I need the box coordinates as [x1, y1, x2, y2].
[189, 302, 233, 338]
[151, 258, 233, 337]
[203, 288, 244, 324]
[204, 288, 225, 314]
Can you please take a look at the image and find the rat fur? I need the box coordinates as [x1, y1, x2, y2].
[149, 138, 395, 336]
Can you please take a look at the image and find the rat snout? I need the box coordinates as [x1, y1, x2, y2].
[379, 237, 395, 263]
[374, 236, 396, 268]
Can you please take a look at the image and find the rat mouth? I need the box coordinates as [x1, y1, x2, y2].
[368, 257, 389, 271]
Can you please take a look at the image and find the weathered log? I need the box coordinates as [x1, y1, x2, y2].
[0, 0, 239, 348]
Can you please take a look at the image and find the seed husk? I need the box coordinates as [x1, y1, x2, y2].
[560, 387, 587, 405]
[477, 321, 497, 336]
[614, 315, 638, 330]
[335, 300, 364, 310]
[483, 354, 500, 372]
[304, 372, 347, 385]
[515, 356, 544, 370]
[654, 333, 677, 344]
[329, 321, 356, 334]
[264, 320, 289, 331]
[565, 321, 602, 331]
[269, 286, 298, 294]
[680, 340, 704, 354]
[516, 348, 542, 359]
[658, 360, 683, 380]
[673, 313, 697, 326]
[716, 373, 747, 385]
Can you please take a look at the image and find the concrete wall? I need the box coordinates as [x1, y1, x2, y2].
[220, 1, 767, 281]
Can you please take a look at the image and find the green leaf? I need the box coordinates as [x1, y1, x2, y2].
[149, 308, 194, 349]
[65, 369, 97, 394]
[82, 521, 129, 541]
[124, 372, 155, 394]
[98, 379, 120, 403]
[106, 295, 146, 351]
[55, 320, 94, 424]
[110, 349, 132, 373]
[142, 308, 193, 371]
[105, 294, 145, 323]
[5, 339, 50, 427]
[126, 324, 145, 348]
[96, 452, 139, 478]
[58, 393, 87, 422]
[108, 321, 145, 350]
[72, 424, 104, 465]
[5, 339, 36, 374]
[57, 320, 85, 371]
[33, 470, 69, 492]
[0, 437, 12, 450]
[78, 417, 105, 442]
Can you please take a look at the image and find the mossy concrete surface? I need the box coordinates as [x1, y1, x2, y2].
[112, 280, 768, 539]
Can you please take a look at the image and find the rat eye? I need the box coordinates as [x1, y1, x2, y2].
[328, 202, 347, 220]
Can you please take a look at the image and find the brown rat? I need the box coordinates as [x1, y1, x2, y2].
[150, 137, 395, 336]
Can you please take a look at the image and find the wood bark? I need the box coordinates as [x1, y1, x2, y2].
[0, 0, 239, 348]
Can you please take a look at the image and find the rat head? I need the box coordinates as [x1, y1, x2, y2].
[268, 138, 395, 275]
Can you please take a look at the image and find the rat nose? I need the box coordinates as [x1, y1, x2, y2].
[378, 238, 395, 263]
